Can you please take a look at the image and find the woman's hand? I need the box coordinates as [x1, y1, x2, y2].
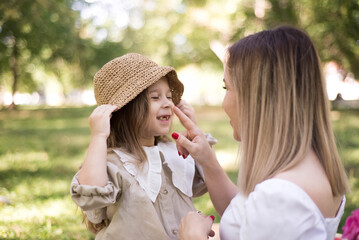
[178, 211, 215, 240]
[174, 100, 197, 158]
[88, 104, 118, 139]
[173, 106, 238, 216]
[172, 106, 216, 167]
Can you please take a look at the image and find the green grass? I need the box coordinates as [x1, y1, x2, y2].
[0, 106, 358, 239]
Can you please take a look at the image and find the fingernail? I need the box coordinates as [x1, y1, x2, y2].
[171, 132, 179, 140]
[210, 215, 215, 221]
[184, 155, 187, 159]
[178, 151, 181, 156]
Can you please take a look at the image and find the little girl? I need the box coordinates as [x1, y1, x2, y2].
[70, 53, 216, 240]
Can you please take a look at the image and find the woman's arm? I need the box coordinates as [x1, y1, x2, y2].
[78, 104, 118, 186]
[200, 154, 238, 216]
[173, 106, 238, 216]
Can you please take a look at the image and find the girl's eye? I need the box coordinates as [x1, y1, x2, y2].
[167, 96, 172, 100]
[222, 85, 227, 90]
[151, 96, 159, 99]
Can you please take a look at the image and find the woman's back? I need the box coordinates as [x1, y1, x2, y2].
[274, 148, 343, 218]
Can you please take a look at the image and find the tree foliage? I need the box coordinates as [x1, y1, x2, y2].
[235, 0, 359, 76]
[0, 0, 119, 108]
[0, 0, 358, 108]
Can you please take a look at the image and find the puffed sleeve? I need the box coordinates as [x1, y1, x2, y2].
[191, 133, 216, 197]
[70, 161, 122, 212]
[192, 163, 207, 197]
[205, 133, 218, 146]
[192, 133, 217, 197]
[239, 179, 327, 240]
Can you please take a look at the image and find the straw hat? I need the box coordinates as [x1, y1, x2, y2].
[94, 53, 184, 109]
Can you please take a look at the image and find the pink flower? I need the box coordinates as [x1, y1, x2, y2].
[342, 209, 359, 240]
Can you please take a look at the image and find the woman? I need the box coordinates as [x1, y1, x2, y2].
[171, 26, 350, 239]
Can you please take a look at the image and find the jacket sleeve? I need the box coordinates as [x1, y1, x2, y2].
[205, 133, 218, 146]
[70, 161, 122, 219]
[192, 163, 207, 197]
[192, 133, 217, 197]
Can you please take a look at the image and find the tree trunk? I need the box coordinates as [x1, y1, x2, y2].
[9, 39, 18, 110]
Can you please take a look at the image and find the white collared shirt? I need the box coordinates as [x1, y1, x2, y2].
[113, 142, 197, 202]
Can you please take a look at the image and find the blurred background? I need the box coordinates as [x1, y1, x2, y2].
[0, 0, 358, 239]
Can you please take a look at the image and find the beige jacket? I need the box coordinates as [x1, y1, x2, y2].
[71, 142, 209, 240]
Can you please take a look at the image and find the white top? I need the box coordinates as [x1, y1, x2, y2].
[220, 179, 345, 240]
[112, 142, 199, 202]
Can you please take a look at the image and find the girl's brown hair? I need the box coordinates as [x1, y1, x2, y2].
[227, 26, 349, 196]
[108, 89, 150, 162]
[108, 86, 169, 162]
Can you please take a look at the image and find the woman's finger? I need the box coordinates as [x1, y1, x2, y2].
[177, 144, 189, 158]
[173, 106, 197, 131]
[171, 132, 195, 154]
[177, 130, 190, 157]
[208, 229, 215, 237]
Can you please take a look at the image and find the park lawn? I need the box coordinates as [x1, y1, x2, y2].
[0, 106, 358, 239]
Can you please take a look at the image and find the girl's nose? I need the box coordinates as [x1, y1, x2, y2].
[163, 97, 174, 108]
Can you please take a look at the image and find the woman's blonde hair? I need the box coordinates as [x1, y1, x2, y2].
[227, 26, 350, 197]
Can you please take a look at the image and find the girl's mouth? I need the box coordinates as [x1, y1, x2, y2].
[157, 115, 171, 121]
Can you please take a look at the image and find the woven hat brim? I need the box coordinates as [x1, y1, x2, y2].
[108, 66, 184, 109]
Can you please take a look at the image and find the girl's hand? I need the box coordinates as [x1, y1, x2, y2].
[176, 100, 197, 124]
[172, 106, 216, 167]
[178, 211, 215, 240]
[88, 104, 118, 139]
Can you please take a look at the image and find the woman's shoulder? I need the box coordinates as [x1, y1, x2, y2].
[273, 155, 343, 219]
[249, 178, 345, 224]
[226, 179, 326, 220]
[251, 178, 323, 214]
[222, 179, 330, 239]
[226, 179, 344, 239]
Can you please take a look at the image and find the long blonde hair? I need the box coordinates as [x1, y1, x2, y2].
[227, 26, 350, 197]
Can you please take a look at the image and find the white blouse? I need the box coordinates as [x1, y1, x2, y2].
[220, 179, 345, 240]
[112, 142, 199, 202]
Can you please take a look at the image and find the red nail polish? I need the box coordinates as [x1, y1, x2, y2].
[171, 132, 179, 140]
[210, 215, 215, 221]
[178, 151, 181, 156]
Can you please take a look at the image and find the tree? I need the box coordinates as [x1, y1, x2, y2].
[0, 0, 92, 109]
[232, 0, 359, 77]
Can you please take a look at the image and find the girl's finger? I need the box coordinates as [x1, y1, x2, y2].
[96, 104, 118, 115]
[103, 105, 118, 115]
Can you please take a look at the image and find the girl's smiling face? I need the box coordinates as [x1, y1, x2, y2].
[140, 77, 174, 146]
